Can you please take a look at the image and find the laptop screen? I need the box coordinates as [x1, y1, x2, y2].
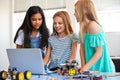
[6, 48, 46, 75]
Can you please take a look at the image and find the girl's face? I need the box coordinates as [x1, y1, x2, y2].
[53, 16, 65, 34]
[30, 13, 42, 30]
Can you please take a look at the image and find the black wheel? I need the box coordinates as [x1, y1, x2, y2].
[24, 70, 32, 79]
[0, 70, 8, 80]
[16, 72, 24, 80]
[68, 68, 76, 76]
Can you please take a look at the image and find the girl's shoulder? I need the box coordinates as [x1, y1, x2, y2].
[17, 29, 24, 36]
[18, 29, 24, 34]
[70, 33, 80, 42]
[48, 35, 56, 40]
[88, 21, 101, 34]
[70, 33, 77, 37]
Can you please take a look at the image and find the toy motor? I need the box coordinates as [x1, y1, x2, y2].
[0, 67, 32, 80]
[59, 60, 78, 76]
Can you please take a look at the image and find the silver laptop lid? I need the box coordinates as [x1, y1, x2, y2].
[6, 48, 46, 75]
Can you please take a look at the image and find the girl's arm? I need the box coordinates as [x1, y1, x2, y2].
[43, 46, 51, 65]
[80, 40, 85, 67]
[68, 42, 78, 62]
[16, 44, 22, 48]
[80, 46, 102, 72]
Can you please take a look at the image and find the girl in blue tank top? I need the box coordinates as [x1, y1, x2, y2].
[14, 6, 49, 57]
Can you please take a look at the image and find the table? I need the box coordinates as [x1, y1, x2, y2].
[31, 72, 120, 80]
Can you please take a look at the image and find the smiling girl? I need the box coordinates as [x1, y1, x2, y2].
[44, 11, 79, 71]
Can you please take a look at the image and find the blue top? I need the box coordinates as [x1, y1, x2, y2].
[48, 33, 79, 69]
[30, 35, 44, 57]
[30, 35, 41, 48]
[83, 28, 115, 72]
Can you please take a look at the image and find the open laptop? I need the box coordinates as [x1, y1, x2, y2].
[6, 48, 46, 75]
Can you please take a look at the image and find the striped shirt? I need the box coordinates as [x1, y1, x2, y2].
[48, 33, 79, 69]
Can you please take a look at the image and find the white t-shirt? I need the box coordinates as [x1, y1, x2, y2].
[15, 30, 40, 45]
[15, 30, 24, 45]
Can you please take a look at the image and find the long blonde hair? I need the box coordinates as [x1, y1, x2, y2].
[75, 0, 98, 41]
[52, 11, 73, 36]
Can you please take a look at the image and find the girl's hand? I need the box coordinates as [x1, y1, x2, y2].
[79, 67, 88, 74]
[56, 67, 68, 76]
[55, 68, 62, 74]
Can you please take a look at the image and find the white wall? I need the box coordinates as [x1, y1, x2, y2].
[0, 0, 13, 71]
[66, 0, 80, 33]
[106, 32, 120, 57]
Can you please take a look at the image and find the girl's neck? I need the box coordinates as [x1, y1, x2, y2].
[84, 19, 91, 33]
[57, 32, 67, 38]
[85, 18, 91, 26]
[31, 29, 39, 37]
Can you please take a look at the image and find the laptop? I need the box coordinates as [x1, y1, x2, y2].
[6, 48, 46, 75]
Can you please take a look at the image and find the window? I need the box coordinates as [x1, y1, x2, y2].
[13, 9, 66, 36]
